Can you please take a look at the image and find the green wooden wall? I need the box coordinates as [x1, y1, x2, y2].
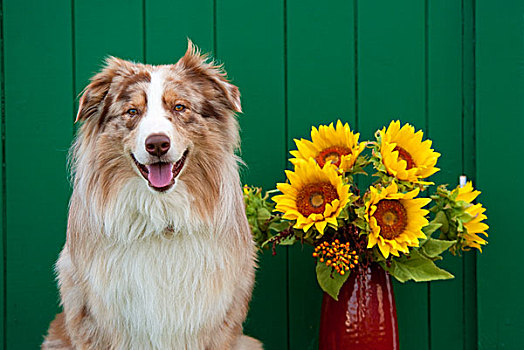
[0, 0, 522, 349]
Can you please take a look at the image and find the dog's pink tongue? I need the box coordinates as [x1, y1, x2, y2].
[147, 163, 174, 188]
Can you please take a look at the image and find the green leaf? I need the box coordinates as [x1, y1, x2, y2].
[354, 205, 366, 217]
[420, 238, 456, 260]
[268, 220, 291, 233]
[384, 251, 454, 283]
[422, 221, 442, 236]
[256, 207, 271, 222]
[316, 261, 350, 301]
[279, 235, 297, 245]
[458, 211, 474, 223]
[260, 233, 279, 248]
[338, 207, 349, 220]
[354, 217, 368, 230]
[434, 210, 449, 234]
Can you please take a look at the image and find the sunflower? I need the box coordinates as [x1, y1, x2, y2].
[378, 120, 440, 182]
[456, 181, 480, 203]
[290, 120, 366, 173]
[455, 181, 489, 252]
[273, 158, 350, 235]
[365, 182, 431, 259]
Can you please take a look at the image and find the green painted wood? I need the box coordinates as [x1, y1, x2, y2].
[287, 0, 356, 348]
[3, 0, 73, 348]
[463, 251, 477, 350]
[75, 0, 144, 95]
[1, 1, 522, 349]
[245, 248, 288, 350]
[462, 1, 478, 348]
[357, 1, 429, 349]
[145, 0, 213, 65]
[215, 1, 288, 348]
[475, 0, 524, 348]
[0, 0, 5, 346]
[426, 1, 465, 349]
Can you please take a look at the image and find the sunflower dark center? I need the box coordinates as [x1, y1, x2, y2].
[296, 182, 339, 217]
[373, 199, 408, 240]
[394, 146, 416, 170]
[315, 146, 351, 167]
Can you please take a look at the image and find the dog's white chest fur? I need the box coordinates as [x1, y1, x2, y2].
[87, 232, 236, 349]
[81, 180, 241, 349]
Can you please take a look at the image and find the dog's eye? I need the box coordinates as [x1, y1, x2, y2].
[127, 108, 139, 116]
[174, 104, 186, 112]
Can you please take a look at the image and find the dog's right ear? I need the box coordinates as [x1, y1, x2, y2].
[75, 57, 128, 123]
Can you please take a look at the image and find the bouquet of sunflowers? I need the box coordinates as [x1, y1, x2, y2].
[244, 120, 489, 300]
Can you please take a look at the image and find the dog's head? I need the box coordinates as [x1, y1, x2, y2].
[74, 41, 241, 201]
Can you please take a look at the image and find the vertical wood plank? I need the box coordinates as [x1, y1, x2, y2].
[3, 0, 73, 348]
[426, 1, 465, 350]
[215, 1, 288, 349]
[0, 0, 4, 346]
[287, 0, 356, 348]
[145, 0, 213, 65]
[357, 1, 429, 349]
[461, 0, 478, 347]
[75, 0, 144, 95]
[476, 0, 524, 348]
[358, 1, 426, 133]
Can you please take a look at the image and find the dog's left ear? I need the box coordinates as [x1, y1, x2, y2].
[177, 40, 242, 114]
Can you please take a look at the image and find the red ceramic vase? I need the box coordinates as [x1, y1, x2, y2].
[319, 263, 399, 350]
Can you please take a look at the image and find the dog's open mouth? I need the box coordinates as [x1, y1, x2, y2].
[131, 150, 188, 192]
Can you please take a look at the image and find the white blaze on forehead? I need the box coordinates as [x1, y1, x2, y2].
[135, 68, 176, 162]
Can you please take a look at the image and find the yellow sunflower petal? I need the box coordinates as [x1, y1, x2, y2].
[465, 222, 489, 234]
[289, 120, 364, 173]
[273, 158, 349, 235]
[326, 216, 339, 227]
[367, 231, 378, 248]
[364, 180, 430, 259]
[379, 121, 440, 182]
[377, 240, 391, 259]
[315, 220, 328, 234]
[455, 181, 481, 203]
[303, 221, 315, 232]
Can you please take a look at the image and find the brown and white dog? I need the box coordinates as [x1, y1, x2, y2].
[42, 42, 261, 350]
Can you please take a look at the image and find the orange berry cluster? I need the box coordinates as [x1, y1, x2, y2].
[313, 240, 359, 276]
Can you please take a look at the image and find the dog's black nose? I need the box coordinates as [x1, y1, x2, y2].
[145, 134, 171, 156]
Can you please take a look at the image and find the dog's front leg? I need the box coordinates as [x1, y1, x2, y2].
[231, 335, 264, 350]
[204, 300, 245, 350]
[51, 249, 114, 350]
[42, 313, 74, 350]
[204, 280, 263, 350]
